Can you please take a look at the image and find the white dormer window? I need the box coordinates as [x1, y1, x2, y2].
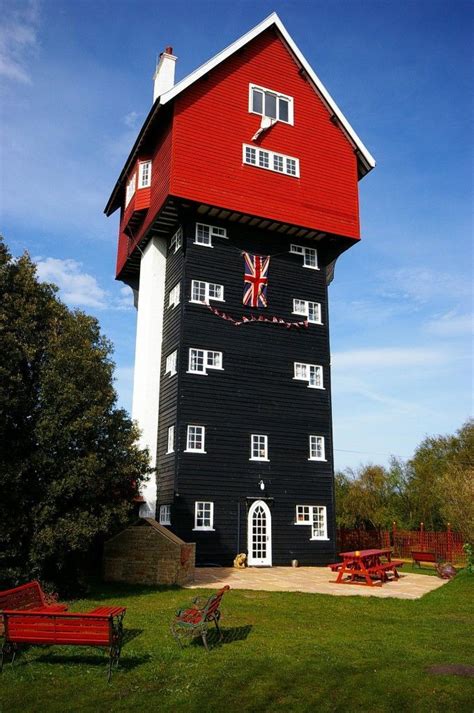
[249, 84, 294, 125]
[195, 223, 228, 248]
[138, 161, 152, 188]
[290, 244, 319, 269]
[168, 282, 180, 308]
[165, 350, 177, 377]
[293, 299, 322, 324]
[125, 173, 136, 207]
[188, 348, 223, 375]
[294, 362, 324, 389]
[170, 227, 182, 254]
[309, 435, 326, 461]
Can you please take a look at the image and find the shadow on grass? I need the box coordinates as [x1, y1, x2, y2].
[32, 651, 151, 673]
[189, 625, 253, 650]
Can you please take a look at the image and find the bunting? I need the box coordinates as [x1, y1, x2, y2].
[207, 304, 308, 329]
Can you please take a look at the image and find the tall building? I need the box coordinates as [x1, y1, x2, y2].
[105, 13, 375, 566]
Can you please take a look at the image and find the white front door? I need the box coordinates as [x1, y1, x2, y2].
[247, 500, 272, 566]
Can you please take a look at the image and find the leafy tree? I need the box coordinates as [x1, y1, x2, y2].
[334, 464, 399, 530]
[0, 238, 151, 592]
[435, 421, 473, 543]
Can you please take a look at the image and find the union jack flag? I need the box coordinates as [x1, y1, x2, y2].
[242, 252, 270, 308]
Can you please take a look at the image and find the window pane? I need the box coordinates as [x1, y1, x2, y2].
[273, 154, 284, 172]
[278, 97, 289, 122]
[293, 299, 307, 315]
[286, 158, 297, 176]
[265, 92, 277, 118]
[258, 151, 269, 169]
[245, 146, 257, 165]
[252, 88, 263, 114]
[304, 248, 317, 268]
[307, 302, 320, 323]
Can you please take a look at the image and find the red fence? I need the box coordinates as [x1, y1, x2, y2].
[336, 526, 466, 565]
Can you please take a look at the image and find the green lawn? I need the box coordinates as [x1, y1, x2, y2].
[1, 572, 473, 713]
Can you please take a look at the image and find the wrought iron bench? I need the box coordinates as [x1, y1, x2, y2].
[171, 585, 230, 651]
[0, 607, 126, 682]
[0, 581, 67, 636]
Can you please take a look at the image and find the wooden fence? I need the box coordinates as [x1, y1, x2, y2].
[336, 525, 466, 565]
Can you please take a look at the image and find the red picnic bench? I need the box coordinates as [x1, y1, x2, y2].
[330, 550, 404, 586]
[0, 606, 126, 682]
[171, 585, 230, 651]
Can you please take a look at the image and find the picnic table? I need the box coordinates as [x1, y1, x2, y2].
[331, 549, 403, 587]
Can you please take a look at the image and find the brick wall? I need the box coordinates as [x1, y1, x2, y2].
[103, 519, 195, 585]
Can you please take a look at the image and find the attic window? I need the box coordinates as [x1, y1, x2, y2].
[249, 84, 294, 125]
[125, 173, 136, 207]
[138, 161, 152, 188]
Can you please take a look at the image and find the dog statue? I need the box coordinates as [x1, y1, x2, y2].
[233, 553, 247, 569]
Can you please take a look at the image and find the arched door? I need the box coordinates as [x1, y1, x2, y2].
[247, 500, 272, 566]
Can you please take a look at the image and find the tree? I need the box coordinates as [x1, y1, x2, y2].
[0, 238, 151, 592]
[334, 464, 399, 530]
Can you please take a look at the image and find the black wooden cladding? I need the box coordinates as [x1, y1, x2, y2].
[155, 210, 338, 565]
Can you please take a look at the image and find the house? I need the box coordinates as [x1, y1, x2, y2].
[105, 13, 375, 566]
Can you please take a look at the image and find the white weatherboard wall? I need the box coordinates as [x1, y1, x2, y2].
[132, 237, 167, 517]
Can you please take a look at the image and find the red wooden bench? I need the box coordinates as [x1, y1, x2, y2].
[0, 606, 126, 682]
[0, 581, 67, 614]
[328, 562, 344, 572]
[171, 585, 230, 651]
[0, 581, 67, 636]
[411, 551, 438, 568]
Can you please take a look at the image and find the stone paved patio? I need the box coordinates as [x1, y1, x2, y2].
[186, 566, 448, 599]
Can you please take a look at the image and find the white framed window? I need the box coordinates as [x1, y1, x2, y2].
[190, 280, 224, 304]
[168, 282, 180, 308]
[138, 161, 151, 188]
[309, 435, 326, 461]
[243, 144, 299, 178]
[294, 362, 324, 389]
[185, 425, 206, 453]
[125, 173, 136, 207]
[159, 504, 171, 525]
[290, 244, 319, 269]
[170, 227, 182, 254]
[295, 505, 312, 524]
[188, 348, 223, 375]
[167, 425, 175, 454]
[295, 505, 328, 540]
[194, 501, 214, 530]
[250, 434, 269, 461]
[195, 223, 228, 248]
[292, 299, 322, 324]
[245, 145, 257, 165]
[311, 506, 328, 540]
[249, 84, 294, 125]
[165, 350, 177, 377]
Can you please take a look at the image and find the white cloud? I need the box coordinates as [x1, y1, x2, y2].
[36, 257, 108, 309]
[332, 346, 448, 369]
[378, 267, 471, 304]
[424, 311, 473, 337]
[115, 285, 134, 311]
[123, 111, 140, 128]
[0, 0, 39, 84]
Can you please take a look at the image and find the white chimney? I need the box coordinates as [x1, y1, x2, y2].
[153, 46, 177, 102]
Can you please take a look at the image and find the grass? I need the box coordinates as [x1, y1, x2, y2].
[0, 572, 473, 713]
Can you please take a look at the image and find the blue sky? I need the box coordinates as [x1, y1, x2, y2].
[1, 0, 472, 470]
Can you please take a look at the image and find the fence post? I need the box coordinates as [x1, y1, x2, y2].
[420, 522, 424, 550]
[392, 521, 397, 551]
